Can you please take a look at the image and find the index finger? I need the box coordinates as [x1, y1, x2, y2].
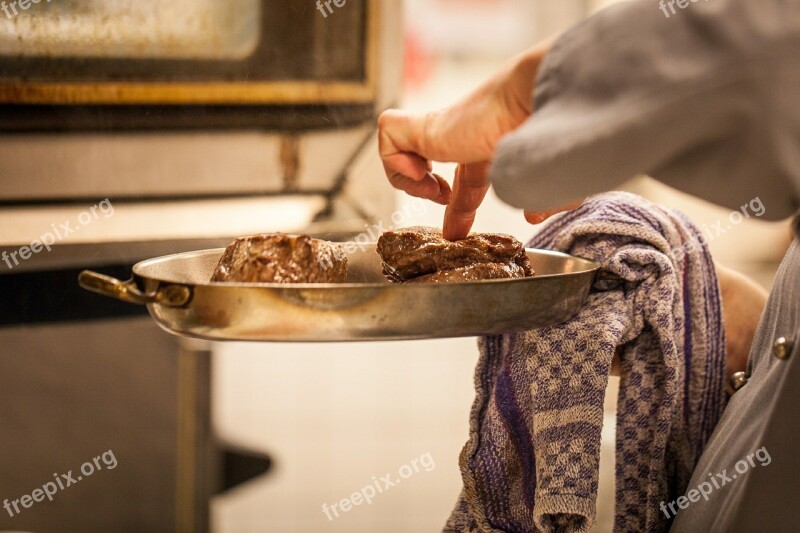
[443, 162, 490, 241]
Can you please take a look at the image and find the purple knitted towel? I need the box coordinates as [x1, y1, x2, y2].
[445, 192, 727, 532]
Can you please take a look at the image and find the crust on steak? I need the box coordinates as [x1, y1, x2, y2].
[409, 262, 529, 283]
[211, 234, 347, 283]
[377, 226, 533, 283]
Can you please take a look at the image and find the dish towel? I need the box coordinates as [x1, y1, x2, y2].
[445, 192, 727, 532]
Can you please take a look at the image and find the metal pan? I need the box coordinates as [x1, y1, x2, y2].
[78, 245, 599, 342]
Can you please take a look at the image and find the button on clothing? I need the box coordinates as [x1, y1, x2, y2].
[729, 371, 748, 392]
[772, 337, 794, 361]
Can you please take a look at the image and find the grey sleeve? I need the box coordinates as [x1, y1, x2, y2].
[490, 0, 800, 220]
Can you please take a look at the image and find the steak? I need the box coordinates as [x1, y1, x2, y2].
[377, 226, 533, 283]
[410, 262, 530, 283]
[211, 234, 347, 283]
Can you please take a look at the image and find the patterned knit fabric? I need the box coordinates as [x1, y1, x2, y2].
[445, 192, 727, 532]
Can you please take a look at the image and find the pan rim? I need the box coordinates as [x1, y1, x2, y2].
[132, 246, 600, 289]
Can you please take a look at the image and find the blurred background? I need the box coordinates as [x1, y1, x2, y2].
[0, 1, 792, 532]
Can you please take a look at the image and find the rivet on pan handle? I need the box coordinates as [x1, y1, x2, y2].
[78, 270, 192, 308]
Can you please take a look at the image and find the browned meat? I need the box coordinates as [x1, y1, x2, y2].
[409, 262, 529, 283]
[211, 234, 347, 283]
[377, 226, 533, 283]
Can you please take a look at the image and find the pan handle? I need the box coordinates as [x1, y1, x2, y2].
[78, 270, 191, 307]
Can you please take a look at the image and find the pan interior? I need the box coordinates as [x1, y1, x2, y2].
[132, 245, 599, 286]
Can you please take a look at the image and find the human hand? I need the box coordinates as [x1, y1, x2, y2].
[378, 39, 553, 240]
[522, 201, 767, 384]
[603, 262, 767, 385]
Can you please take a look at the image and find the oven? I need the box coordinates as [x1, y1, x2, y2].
[0, 1, 403, 531]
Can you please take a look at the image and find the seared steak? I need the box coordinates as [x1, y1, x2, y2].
[377, 226, 533, 283]
[211, 234, 347, 283]
[410, 262, 530, 283]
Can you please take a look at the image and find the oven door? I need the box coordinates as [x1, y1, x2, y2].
[0, 0, 385, 131]
[0, 0, 401, 227]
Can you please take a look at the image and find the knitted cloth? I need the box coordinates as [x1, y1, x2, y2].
[445, 192, 727, 532]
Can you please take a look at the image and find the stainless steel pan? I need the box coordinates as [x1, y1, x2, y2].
[78, 245, 599, 342]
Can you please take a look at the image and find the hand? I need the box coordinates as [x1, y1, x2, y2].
[378, 39, 553, 240]
[606, 262, 767, 388]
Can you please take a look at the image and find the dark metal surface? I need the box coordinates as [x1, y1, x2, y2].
[0, 103, 376, 133]
[0, 0, 375, 129]
[80, 245, 599, 342]
[0, 1, 366, 83]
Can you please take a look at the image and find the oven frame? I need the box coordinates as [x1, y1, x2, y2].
[0, 0, 380, 106]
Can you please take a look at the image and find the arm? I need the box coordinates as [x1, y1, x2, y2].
[715, 262, 768, 391]
[492, 0, 800, 218]
[609, 262, 767, 388]
[378, 0, 800, 239]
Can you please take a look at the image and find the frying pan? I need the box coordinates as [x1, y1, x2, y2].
[78, 245, 599, 342]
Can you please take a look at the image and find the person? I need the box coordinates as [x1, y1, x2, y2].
[377, 0, 800, 530]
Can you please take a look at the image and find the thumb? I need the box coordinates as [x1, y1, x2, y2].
[524, 200, 584, 224]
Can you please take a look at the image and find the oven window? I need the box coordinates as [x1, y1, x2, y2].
[0, 0, 261, 60]
[0, 0, 368, 83]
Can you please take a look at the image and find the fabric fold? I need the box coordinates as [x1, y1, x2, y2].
[446, 192, 727, 532]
